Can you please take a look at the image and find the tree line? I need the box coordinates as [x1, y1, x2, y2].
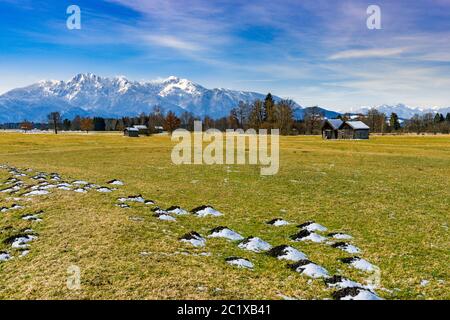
[11, 95, 450, 135]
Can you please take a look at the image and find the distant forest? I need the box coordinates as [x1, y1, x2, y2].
[3, 94, 450, 135]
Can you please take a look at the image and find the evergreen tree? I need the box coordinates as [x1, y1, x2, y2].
[446, 113, 450, 122]
[390, 112, 401, 131]
[263, 93, 275, 124]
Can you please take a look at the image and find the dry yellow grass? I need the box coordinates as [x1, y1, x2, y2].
[0, 132, 449, 300]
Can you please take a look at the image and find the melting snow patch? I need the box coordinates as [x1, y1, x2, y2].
[5, 234, 37, 249]
[298, 221, 328, 232]
[107, 179, 124, 186]
[324, 275, 362, 289]
[328, 232, 353, 240]
[332, 287, 382, 300]
[152, 207, 168, 214]
[0, 251, 12, 262]
[192, 205, 223, 217]
[179, 231, 206, 247]
[225, 257, 254, 269]
[266, 218, 290, 226]
[267, 245, 307, 262]
[340, 257, 376, 272]
[331, 242, 360, 254]
[208, 226, 244, 241]
[290, 229, 327, 243]
[154, 212, 176, 221]
[22, 211, 43, 222]
[73, 180, 88, 185]
[288, 260, 329, 278]
[24, 190, 50, 196]
[97, 187, 113, 193]
[166, 206, 189, 215]
[238, 237, 272, 252]
[119, 195, 146, 203]
[73, 188, 87, 193]
[144, 200, 155, 205]
[116, 203, 130, 208]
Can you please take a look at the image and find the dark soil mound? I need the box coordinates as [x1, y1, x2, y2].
[179, 231, 202, 241]
[331, 242, 348, 249]
[339, 256, 359, 264]
[191, 205, 213, 213]
[290, 229, 311, 240]
[297, 221, 315, 228]
[266, 218, 282, 225]
[324, 275, 344, 286]
[209, 226, 228, 234]
[332, 287, 362, 300]
[287, 259, 312, 270]
[267, 245, 289, 258]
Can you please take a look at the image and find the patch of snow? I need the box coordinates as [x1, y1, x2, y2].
[291, 230, 327, 243]
[180, 231, 206, 247]
[73, 180, 88, 185]
[302, 223, 328, 232]
[238, 237, 272, 252]
[328, 232, 353, 240]
[208, 227, 244, 241]
[225, 257, 253, 269]
[332, 242, 360, 254]
[73, 188, 87, 193]
[266, 218, 290, 226]
[97, 187, 112, 193]
[24, 190, 50, 196]
[325, 275, 362, 289]
[334, 287, 383, 300]
[0, 251, 12, 262]
[267, 245, 307, 261]
[289, 260, 329, 278]
[166, 206, 189, 215]
[340, 257, 376, 272]
[192, 205, 223, 217]
[10, 235, 37, 249]
[108, 179, 124, 186]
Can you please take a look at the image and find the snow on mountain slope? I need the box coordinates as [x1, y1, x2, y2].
[0, 73, 298, 123]
[353, 104, 450, 119]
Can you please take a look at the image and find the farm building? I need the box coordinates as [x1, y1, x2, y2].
[322, 119, 370, 140]
[123, 127, 139, 137]
[133, 125, 150, 136]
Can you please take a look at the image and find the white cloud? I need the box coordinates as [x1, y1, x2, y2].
[329, 48, 405, 60]
[144, 35, 203, 52]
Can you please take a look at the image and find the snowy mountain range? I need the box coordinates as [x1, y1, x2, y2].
[0, 73, 448, 123]
[0, 73, 300, 123]
[350, 104, 450, 119]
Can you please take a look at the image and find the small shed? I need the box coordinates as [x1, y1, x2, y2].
[124, 127, 139, 137]
[133, 125, 150, 136]
[340, 121, 370, 139]
[322, 119, 343, 140]
[322, 119, 370, 140]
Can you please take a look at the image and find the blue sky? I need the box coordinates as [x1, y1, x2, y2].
[1, 0, 450, 111]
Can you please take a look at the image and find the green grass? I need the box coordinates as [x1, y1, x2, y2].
[0, 132, 449, 300]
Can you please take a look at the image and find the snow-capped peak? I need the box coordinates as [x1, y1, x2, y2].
[0, 73, 300, 123]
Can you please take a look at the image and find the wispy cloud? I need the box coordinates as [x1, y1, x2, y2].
[329, 48, 405, 60]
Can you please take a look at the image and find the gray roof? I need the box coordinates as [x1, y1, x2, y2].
[345, 121, 370, 130]
[326, 119, 344, 130]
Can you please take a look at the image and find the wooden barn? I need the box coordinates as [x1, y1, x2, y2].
[123, 127, 139, 137]
[133, 125, 150, 136]
[322, 119, 370, 140]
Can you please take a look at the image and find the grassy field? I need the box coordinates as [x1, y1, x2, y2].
[0, 132, 449, 300]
